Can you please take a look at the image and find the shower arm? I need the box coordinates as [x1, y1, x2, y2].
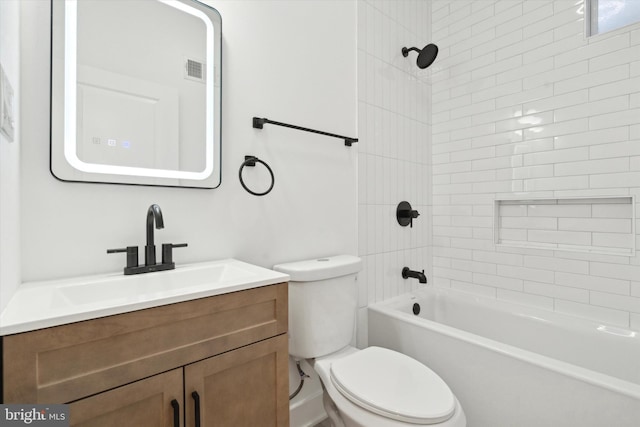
[402, 47, 421, 56]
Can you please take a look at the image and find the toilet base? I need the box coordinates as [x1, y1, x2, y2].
[322, 390, 345, 427]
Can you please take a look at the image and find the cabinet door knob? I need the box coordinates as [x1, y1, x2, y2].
[191, 391, 201, 427]
[170, 399, 180, 427]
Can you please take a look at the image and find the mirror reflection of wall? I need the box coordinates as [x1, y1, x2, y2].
[51, 0, 222, 188]
[77, 0, 206, 173]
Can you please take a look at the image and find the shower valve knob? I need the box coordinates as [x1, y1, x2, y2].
[396, 201, 420, 228]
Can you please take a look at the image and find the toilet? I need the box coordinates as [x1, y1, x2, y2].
[273, 255, 466, 427]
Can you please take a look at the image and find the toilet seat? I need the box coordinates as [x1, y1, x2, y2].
[329, 347, 456, 424]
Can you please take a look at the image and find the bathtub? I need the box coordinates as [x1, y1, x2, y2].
[368, 287, 640, 427]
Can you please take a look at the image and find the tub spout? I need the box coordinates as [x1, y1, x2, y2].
[402, 267, 427, 283]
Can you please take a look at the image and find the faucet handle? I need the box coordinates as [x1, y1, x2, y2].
[396, 201, 420, 228]
[107, 246, 139, 269]
[162, 243, 188, 265]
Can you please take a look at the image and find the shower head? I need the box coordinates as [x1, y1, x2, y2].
[402, 43, 439, 69]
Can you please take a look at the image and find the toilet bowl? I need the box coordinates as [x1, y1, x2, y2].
[313, 346, 465, 427]
[273, 255, 466, 427]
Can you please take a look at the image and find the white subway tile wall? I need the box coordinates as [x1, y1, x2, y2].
[432, 0, 640, 329]
[357, 0, 432, 345]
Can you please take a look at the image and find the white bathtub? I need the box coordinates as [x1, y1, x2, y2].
[368, 287, 640, 427]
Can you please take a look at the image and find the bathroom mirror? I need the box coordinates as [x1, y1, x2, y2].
[50, 0, 222, 188]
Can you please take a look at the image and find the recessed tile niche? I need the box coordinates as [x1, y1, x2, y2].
[494, 197, 636, 257]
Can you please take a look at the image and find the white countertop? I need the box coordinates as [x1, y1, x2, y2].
[0, 259, 289, 336]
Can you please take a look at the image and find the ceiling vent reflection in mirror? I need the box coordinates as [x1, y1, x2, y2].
[185, 58, 206, 83]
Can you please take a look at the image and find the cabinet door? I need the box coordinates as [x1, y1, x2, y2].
[68, 368, 183, 427]
[185, 334, 289, 427]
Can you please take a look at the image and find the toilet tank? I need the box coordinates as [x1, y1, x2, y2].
[273, 255, 362, 359]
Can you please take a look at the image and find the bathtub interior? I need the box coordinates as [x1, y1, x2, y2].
[374, 287, 640, 387]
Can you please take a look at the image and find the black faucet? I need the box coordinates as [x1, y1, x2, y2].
[402, 267, 427, 283]
[145, 204, 164, 266]
[108, 204, 187, 275]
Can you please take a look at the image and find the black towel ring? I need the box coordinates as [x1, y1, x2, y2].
[239, 156, 275, 196]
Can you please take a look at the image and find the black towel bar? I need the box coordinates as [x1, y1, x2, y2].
[252, 117, 358, 147]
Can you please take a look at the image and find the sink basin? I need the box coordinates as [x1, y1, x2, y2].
[0, 259, 289, 335]
[57, 262, 255, 306]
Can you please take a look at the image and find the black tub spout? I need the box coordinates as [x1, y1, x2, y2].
[402, 267, 427, 284]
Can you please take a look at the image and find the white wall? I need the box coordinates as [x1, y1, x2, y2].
[356, 0, 432, 347]
[431, 0, 640, 329]
[16, 1, 357, 288]
[0, 0, 21, 312]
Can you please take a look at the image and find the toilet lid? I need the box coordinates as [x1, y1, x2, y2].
[330, 347, 455, 424]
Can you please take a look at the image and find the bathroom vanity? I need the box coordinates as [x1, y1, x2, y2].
[0, 260, 289, 426]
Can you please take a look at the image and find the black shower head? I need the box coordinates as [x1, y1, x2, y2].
[402, 43, 439, 69]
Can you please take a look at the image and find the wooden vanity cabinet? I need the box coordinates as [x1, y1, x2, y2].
[68, 368, 184, 427]
[2, 283, 289, 427]
[184, 334, 288, 427]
